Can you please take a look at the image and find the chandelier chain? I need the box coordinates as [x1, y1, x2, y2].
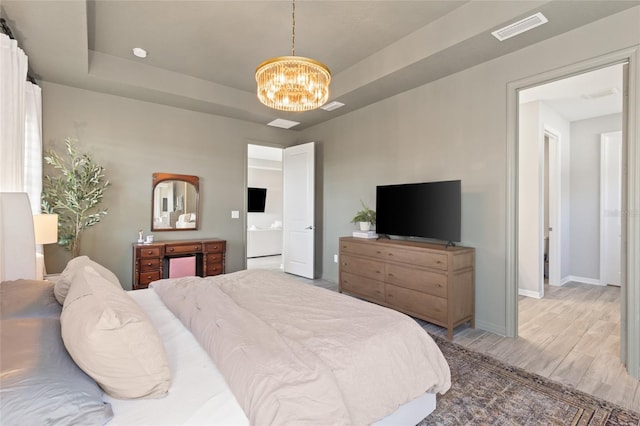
[291, 0, 296, 56]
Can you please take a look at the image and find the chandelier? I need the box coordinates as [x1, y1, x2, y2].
[255, 0, 331, 112]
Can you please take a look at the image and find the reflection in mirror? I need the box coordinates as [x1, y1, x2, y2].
[151, 173, 199, 231]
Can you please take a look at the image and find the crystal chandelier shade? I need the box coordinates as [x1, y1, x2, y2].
[256, 56, 330, 112]
[255, 0, 331, 112]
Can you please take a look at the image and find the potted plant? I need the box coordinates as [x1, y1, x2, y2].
[351, 201, 376, 231]
[41, 138, 110, 258]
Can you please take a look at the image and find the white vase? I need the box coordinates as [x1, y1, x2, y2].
[359, 221, 371, 231]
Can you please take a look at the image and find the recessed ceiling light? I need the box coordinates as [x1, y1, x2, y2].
[267, 118, 300, 129]
[321, 101, 345, 112]
[491, 12, 548, 41]
[132, 47, 147, 58]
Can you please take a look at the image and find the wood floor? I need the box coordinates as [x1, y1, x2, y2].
[422, 282, 640, 412]
[306, 277, 640, 412]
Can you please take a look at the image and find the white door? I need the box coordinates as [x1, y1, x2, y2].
[283, 142, 315, 278]
[600, 131, 622, 287]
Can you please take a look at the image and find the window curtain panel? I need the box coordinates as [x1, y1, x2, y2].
[0, 33, 28, 192]
[0, 33, 42, 209]
[24, 82, 42, 214]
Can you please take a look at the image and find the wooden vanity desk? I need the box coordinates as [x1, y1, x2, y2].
[132, 238, 226, 290]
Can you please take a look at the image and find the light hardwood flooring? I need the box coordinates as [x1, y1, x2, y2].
[303, 277, 640, 412]
[422, 281, 640, 412]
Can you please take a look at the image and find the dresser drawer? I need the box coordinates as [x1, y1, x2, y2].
[386, 264, 447, 298]
[139, 258, 161, 272]
[386, 248, 448, 271]
[206, 253, 223, 264]
[166, 243, 202, 255]
[139, 270, 161, 286]
[340, 272, 384, 302]
[385, 284, 448, 323]
[340, 254, 385, 281]
[139, 247, 162, 258]
[340, 241, 388, 260]
[206, 242, 225, 253]
[206, 263, 224, 276]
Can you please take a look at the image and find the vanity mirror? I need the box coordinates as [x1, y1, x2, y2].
[151, 173, 199, 231]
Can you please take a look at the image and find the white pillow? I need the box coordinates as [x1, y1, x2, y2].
[61, 266, 172, 399]
[54, 256, 121, 304]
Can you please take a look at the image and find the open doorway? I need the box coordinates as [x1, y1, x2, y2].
[516, 63, 626, 373]
[518, 63, 624, 296]
[246, 144, 284, 271]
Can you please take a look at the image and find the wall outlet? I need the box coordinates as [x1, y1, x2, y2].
[231, 210, 239, 219]
[333, 254, 338, 263]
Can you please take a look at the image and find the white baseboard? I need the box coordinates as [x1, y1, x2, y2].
[518, 288, 542, 299]
[563, 275, 604, 286]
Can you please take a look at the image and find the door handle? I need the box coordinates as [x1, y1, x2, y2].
[305, 225, 314, 230]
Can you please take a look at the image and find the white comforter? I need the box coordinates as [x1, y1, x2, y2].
[152, 269, 450, 425]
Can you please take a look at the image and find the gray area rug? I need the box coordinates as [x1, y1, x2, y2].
[419, 334, 640, 425]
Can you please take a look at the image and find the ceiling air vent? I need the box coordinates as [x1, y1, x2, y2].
[491, 12, 548, 41]
[321, 101, 345, 112]
[267, 118, 300, 129]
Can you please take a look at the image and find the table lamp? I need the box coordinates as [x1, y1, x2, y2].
[33, 214, 58, 279]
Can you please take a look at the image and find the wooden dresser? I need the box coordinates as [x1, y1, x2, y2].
[339, 236, 475, 339]
[132, 238, 226, 290]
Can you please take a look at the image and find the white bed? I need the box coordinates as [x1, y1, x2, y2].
[0, 273, 445, 425]
[110, 287, 439, 426]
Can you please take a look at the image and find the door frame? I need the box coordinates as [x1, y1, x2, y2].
[544, 127, 561, 288]
[600, 131, 623, 287]
[506, 46, 640, 378]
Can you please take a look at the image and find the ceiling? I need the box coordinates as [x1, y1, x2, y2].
[520, 63, 624, 122]
[2, 1, 637, 130]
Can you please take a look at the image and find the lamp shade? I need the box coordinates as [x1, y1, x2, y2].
[33, 214, 58, 245]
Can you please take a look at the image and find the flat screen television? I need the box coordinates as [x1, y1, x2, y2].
[247, 187, 267, 213]
[376, 180, 461, 243]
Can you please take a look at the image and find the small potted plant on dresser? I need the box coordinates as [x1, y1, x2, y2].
[351, 201, 376, 231]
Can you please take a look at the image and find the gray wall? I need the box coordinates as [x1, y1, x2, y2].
[301, 7, 639, 334]
[41, 82, 297, 289]
[570, 113, 622, 280]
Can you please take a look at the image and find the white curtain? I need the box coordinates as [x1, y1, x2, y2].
[24, 82, 43, 214]
[0, 33, 42, 211]
[0, 33, 28, 192]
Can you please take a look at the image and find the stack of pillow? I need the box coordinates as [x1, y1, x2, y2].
[55, 256, 172, 399]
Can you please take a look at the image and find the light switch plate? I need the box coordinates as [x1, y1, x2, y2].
[231, 210, 239, 219]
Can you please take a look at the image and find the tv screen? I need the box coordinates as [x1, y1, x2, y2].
[376, 180, 461, 242]
[247, 187, 267, 212]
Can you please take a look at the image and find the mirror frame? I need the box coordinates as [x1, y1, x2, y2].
[151, 173, 200, 232]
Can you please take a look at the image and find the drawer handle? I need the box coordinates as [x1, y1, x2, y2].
[146, 275, 152, 279]
[146, 262, 152, 266]
[168, 247, 174, 252]
[195, 246, 200, 250]
[213, 245, 218, 249]
[147, 250, 153, 255]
